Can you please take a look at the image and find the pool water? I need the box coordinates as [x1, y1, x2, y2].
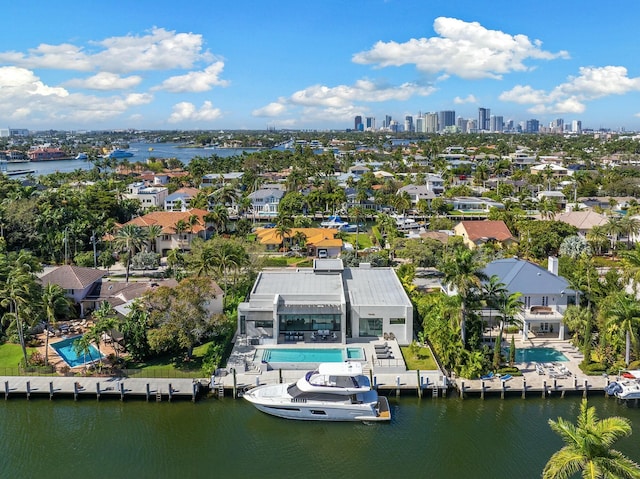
[50, 336, 104, 368]
[262, 347, 364, 363]
[512, 347, 568, 363]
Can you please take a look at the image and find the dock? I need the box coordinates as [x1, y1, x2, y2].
[1, 376, 202, 402]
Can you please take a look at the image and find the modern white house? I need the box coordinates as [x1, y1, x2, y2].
[237, 259, 413, 346]
[124, 182, 169, 210]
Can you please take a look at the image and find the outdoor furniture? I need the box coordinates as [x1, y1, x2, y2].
[480, 372, 494, 381]
[500, 374, 513, 382]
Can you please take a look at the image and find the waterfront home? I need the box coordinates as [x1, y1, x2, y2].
[248, 188, 285, 218]
[453, 220, 516, 250]
[481, 257, 577, 340]
[39, 265, 106, 318]
[396, 184, 436, 208]
[120, 209, 210, 254]
[28, 147, 69, 161]
[200, 172, 244, 188]
[446, 196, 504, 213]
[164, 187, 200, 212]
[237, 259, 413, 346]
[124, 182, 169, 210]
[254, 227, 343, 258]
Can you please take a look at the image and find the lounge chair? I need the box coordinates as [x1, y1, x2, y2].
[480, 372, 494, 381]
[500, 374, 513, 382]
[377, 352, 394, 360]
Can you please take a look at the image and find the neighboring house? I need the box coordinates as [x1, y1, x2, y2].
[164, 187, 200, 212]
[343, 187, 376, 211]
[453, 220, 516, 250]
[446, 196, 504, 213]
[530, 163, 569, 178]
[248, 188, 285, 218]
[237, 259, 413, 349]
[39, 266, 106, 318]
[254, 227, 343, 258]
[537, 191, 567, 211]
[554, 210, 609, 236]
[348, 164, 371, 176]
[482, 257, 577, 340]
[124, 182, 169, 210]
[396, 184, 436, 207]
[200, 172, 244, 188]
[28, 147, 68, 161]
[425, 174, 445, 195]
[122, 208, 210, 254]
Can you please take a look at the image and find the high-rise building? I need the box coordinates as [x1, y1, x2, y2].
[404, 115, 414, 133]
[354, 116, 363, 131]
[478, 108, 490, 131]
[425, 113, 439, 133]
[384, 115, 392, 129]
[438, 110, 456, 132]
[366, 117, 376, 131]
[489, 115, 504, 133]
[525, 119, 540, 133]
[456, 117, 468, 133]
[415, 116, 425, 133]
[571, 120, 582, 134]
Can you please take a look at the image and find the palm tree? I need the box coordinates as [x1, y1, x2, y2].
[439, 247, 488, 344]
[348, 206, 364, 251]
[620, 244, 640, 293]
[482, 275, 508, 334]
[113, 224, 146, 282]
[586, 225, 609, 256]
[172, 219, 190, 252]
[145, 224, 163, 253]
[543, 399, 640, 479]
[274, 219, 293, 252]
[620, 215, 640, 247]
[606, 216, 624, 255]
[495, 291, 523, 335]
[41, 283, 72, 366]
[605, 292, 640, 366]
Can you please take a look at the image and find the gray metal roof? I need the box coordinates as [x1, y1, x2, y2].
[252, 269, 343, 299]
[483, 258, 574, 295]
[344, 267, 412, 307]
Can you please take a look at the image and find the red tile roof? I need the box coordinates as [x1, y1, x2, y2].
[456, 220, 514, 242]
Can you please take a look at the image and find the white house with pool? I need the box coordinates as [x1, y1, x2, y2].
[237, 259, 413, 349]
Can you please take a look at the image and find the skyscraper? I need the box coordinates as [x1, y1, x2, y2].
[438, 110, 456, 132]
[571, 120, 582, 134]
[425, 113, 438, 133]
[490, 115, 504, 133]
[384, 115, 392, 129]
[354, 116, 363, 131]
[478, 108, 490, 131]
[366, 117, 376, 130]
[404, 115, 414, 133]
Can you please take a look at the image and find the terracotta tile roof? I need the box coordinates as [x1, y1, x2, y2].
[39, 266, 106, 289]
[554, 211, 608, 230]
[124, 208, 209, 234]
[456, 220, 514, 242]
[255, 227, 343, 248]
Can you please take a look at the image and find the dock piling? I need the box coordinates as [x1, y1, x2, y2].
[583, 379, 588, 398]
[49, 381, 54, 400]
[119, 381, 125, 401]
[146, 383, 150, 401]
[26, 380, 30, 400]
[395, 376, 400, 398]
[4, 380, 8, 400]
[96, 382, 100, 401]
[481, 380, 485, 399]
[522, 378, 526, 399]
[168, 383, 173, 402]
[460, 381, 464, 399]
[417, 371, 422, 398]
[73, 381, 79, 401]
[232, 368, 237, 399]
[542, 380, 547, 398]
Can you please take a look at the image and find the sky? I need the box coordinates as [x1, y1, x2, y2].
[2, 0, 640, 132]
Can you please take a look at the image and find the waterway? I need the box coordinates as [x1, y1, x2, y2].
[1, 395, 638, 478]
[3, 142, 252, 177]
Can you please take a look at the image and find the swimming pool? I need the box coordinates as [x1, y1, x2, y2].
[512, 347, 568, 363]
[261, 347, 365, 366]
[50, 336, 104, 368]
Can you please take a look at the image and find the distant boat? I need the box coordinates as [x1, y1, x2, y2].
[320, 215, 349, 228]
[75, 153, 88, 160]
[105, 149, 134, 159]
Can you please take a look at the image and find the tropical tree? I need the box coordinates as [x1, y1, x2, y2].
[495, 291, 523, 335]
[348, 205, 365, 250]
[620, 215, 640, 247]
[41, 283, 72, 366]
[586, 225, 610, 256]
[439, 247, 488, 344]
[113, 224, 146, 282]
[274, 218, 293, 252]
[145, 224, 163, 253]
[543, 399, 640, 479]
[605, 292, 640, 366]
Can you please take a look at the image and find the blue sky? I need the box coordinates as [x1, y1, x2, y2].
[2, 0, 640, 132]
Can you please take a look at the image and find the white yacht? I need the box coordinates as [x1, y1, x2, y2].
[243, 362, 391, 422]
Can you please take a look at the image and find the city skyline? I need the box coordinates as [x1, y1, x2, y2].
[1, 1, 640, 132]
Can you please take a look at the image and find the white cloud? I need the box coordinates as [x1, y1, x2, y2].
[168, 101, 222, 123]
[64, 72, 143, 90]
[0, 66, 154, 125]
[153, 61, 229, 92]
[500, 66, 640, 114]
[352, 17, 569, 80]
[0, 27, 211, 73]
[453, 94, 477, 104]
[252, 102, 288, 117]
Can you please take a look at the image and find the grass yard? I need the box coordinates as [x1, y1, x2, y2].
[401, 344, 438, 371]
[344, 233, 373, 249]
[126, 341, 212, 378]
[0, 343, 37, 373]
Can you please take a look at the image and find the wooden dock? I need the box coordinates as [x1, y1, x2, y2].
[0, 376, 202, 402]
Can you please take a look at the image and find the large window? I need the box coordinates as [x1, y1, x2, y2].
[279, 314, 341, 332]
[359, 318, 382, 337]
[390, 318, 405, 325]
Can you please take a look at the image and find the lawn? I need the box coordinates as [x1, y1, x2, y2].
[125, 341, 212, 378]
[0, 343, 37, 373]
[401, 344, 438, 371]
[344, 233, 373, 249]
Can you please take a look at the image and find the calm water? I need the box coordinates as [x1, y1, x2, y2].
[1, 395, 639, 478]
[5, 143, 252, 177]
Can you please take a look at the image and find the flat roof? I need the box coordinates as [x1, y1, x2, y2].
[252, 269, 343, 299]
[344, 267, 412, 307]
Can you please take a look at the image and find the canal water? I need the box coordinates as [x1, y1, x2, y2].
[1, 395, 638, 478]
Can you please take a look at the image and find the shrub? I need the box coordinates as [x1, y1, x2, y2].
[580, 361, 607, 375]
[262, 257, 287, 267]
